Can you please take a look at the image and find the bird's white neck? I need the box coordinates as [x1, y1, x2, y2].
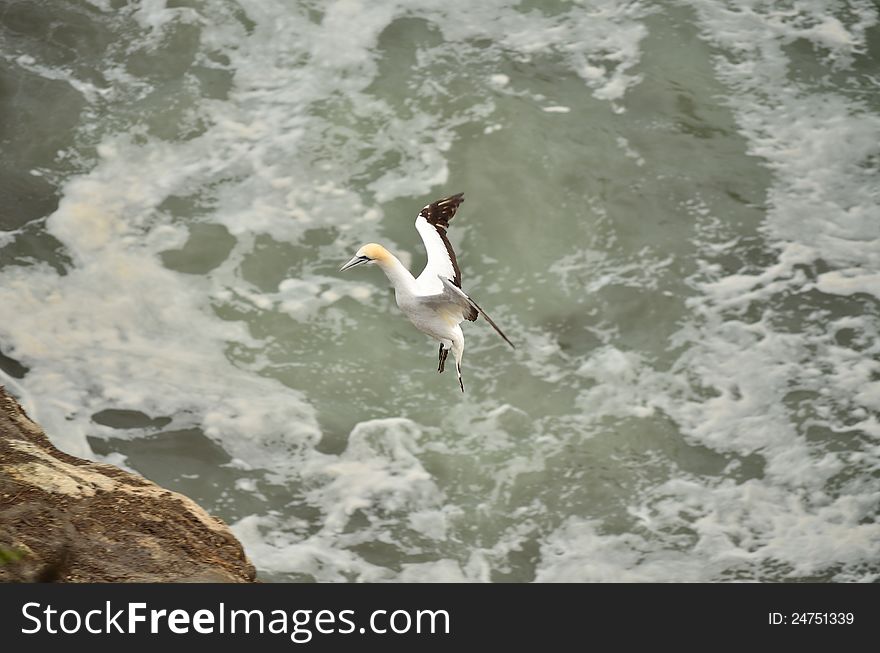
[375, 253, 417, 296]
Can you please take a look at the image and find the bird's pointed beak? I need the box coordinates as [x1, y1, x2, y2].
[340, 255, 369, 272]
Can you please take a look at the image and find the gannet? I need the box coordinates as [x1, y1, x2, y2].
[340, 193, 514, 392]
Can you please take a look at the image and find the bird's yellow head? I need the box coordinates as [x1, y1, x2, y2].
[340, 243, 390, 271]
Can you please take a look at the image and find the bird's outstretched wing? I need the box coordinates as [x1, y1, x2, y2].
[430, 276, 516, 349]
[415, 193, 464, 289]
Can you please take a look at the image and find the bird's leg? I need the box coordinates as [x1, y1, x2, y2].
[438, 345, 449, 373]
[451, 334, 465, 393]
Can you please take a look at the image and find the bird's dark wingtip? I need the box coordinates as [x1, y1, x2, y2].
[420, 193, 465, 227]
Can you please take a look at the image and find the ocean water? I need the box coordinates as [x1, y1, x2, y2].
[1, 0, 878, 582]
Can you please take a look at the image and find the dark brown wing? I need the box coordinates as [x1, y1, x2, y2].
[417, 193, 465, 287]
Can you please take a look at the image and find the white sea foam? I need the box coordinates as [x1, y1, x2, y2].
[0, 146, 322, 465]
[535, 518, 706, 582]
[815, 269, 880, 299]
[529, 0, 880, 582]
[542, 105, 571, 113]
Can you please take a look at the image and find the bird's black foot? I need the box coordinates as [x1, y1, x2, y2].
[438, 345, 449, 373]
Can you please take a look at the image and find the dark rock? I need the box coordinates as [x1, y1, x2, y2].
[0, 386, 256, 583]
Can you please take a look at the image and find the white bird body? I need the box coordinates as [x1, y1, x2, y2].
[341, 193, 514, 392]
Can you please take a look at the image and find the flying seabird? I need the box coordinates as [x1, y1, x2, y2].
[340, 193, 515, 392]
